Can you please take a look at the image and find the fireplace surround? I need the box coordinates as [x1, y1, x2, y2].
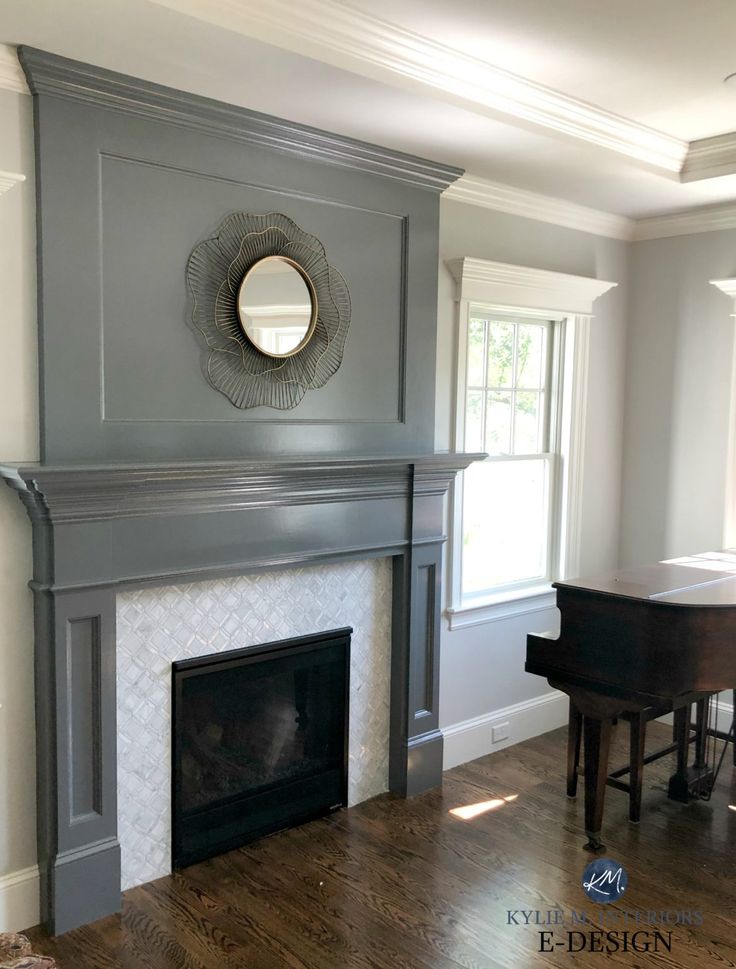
[117, 558, 392, 890]
[2, 47, 479, 935]
[0, 454, 479, 933]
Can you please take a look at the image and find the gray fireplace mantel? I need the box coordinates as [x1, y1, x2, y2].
[1, 452, 481, 935]
[12, 45, 474, 937]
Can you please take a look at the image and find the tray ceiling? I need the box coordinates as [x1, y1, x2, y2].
[2, 0, 736, 224]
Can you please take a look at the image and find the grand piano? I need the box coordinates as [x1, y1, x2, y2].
[526, 551, 736, 851]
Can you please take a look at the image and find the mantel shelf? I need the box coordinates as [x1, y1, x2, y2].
[1, 452, 484, 524]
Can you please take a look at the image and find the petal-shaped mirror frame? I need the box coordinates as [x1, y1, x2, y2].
[187, 212, 351, 410]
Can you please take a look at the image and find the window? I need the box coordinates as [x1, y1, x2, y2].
[461, 313, 560, 602]
[446, 257, 617, 628]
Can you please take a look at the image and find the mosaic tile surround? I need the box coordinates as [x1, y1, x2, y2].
[116, 559, 392, 890]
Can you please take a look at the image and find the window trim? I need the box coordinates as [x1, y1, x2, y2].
[709, 277, 736, 547]
[460, 314, 561, 602]
[446, 258, 617, 627]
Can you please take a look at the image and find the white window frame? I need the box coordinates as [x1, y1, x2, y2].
[460, 310, 563, 602]
[446, 258, 617, 630]
[710, 277, 736, 547]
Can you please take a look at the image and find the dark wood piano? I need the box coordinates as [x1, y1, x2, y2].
[526, 551, 736, 851]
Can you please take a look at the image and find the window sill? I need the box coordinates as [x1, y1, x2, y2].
[446, 584, 557, 630]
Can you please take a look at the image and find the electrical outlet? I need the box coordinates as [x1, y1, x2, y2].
[491, 721, 510, 744]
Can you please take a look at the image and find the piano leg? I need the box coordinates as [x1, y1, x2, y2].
[693, 697, 708, 769]
[668, 698, 714, 801]
[668, 706, 690, 801]
[733, 690, 736, 767]
[582, 715, 613, 852]
[628, 711, 646, 823]
[567, 701, 583, 798]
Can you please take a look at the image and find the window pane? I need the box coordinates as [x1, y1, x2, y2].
[516, 325, 546, 389]
[513, 391, 544, 454]
[464, 390, 484, 451]
[467, 319, 486, 387]
[487, 322, 514, 387]
[462, 459, 550, 596]
[485, 391, 512, 454]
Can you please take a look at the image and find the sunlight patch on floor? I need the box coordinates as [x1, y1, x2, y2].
[449, 794, 518, 820]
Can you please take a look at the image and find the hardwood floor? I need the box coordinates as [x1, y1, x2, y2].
[27, 722, 736, 968]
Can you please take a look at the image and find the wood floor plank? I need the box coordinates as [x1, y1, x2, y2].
[250, 828, 503, 969]
[200, 837, 475, 969]
[25, 722, 736, 969]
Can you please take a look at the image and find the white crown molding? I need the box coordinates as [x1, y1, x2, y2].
[681, 131, 736, 183]
[444, 175, 635, 240]
[0, 170, 26, 196]
[5, 19, 733, 241]
[150, 0, 687, 174]
[0, 44, 27, 95]
[447, 256, 617, 315]
[633, 202, 736, 241]
[446, 173, 736, 242]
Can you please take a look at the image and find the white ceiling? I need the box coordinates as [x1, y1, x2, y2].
[2, 0, 736, 222]
[363, 0, 736, 141]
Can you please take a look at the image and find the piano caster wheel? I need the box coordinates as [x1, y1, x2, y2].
[583, 833, 605, 853]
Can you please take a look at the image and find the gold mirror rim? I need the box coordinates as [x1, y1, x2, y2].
[236, 254, 319, 359]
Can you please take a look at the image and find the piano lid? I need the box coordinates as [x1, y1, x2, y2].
[553, 550, 736, 606]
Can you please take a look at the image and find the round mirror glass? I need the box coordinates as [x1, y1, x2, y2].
[237, 256, 317, 358]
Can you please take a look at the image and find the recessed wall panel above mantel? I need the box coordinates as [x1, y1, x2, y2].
[99, 154, 404, 424]
[20, 47, 462, 462]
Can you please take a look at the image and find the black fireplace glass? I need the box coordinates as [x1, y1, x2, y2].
[172, 628, 350, 868]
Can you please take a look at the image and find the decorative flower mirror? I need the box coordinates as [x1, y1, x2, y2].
[187, 213, 350, 409]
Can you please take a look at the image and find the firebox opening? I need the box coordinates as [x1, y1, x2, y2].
[172, 627, 351, 868]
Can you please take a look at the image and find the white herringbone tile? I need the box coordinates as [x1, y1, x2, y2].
[116, 559, 392, 890]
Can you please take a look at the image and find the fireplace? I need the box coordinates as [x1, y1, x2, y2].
[2, 454, 478, 932]
[5, 39, 476, 937]
[116, 560, 391, 890]
[172, 628, 350, 868]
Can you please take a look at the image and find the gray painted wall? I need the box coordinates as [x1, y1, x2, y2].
[25, 48, 460, 463]
[435, 198, 630, 752]
[620, 230, 736, 567]
[0, 87, 38, 905]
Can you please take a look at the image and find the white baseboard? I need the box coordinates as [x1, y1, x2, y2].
[442, 689, 568, 770]
[657, 693, 734, 728]
[715, 696, 734, 722]
[0, 866, 39, 933]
